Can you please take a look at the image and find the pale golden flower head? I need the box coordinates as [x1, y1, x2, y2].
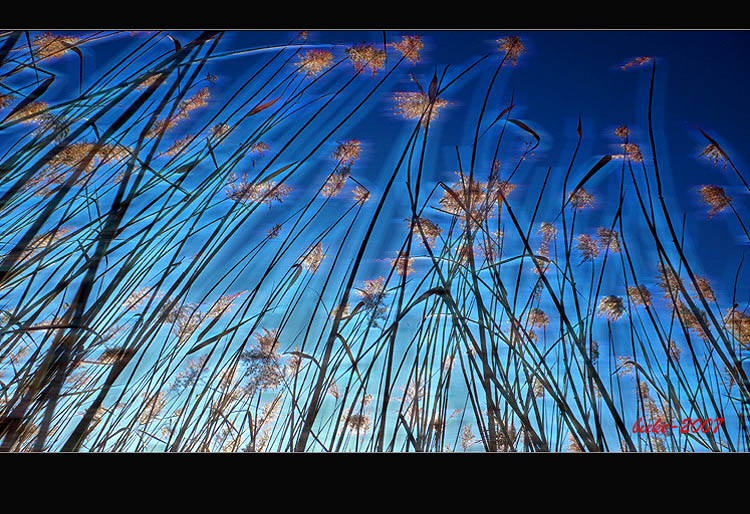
[532, 378, 545, 398]
[139, 391, 167, 424]
[356, 276, 387, 311]
[616, 356, 635, 377]
[390, 251, 415, 277]
[122, 287, 158, 312]
[136, 72, 166, 91]
[353, 185, 370, 204]
[620, 143, 643, 163]
[210, 123, 230, 139]
[567, 187, 595, 210]
[331, 140, 361, 165]
[723, 307, 750, 348]
[268, 224, 282, 239]
[6, 101, 48, 124]
[249, 141, 270, 156]
[393, 91, 450, 127]
[527, 308, 549, 329]
[673, 299, 710, 340]
[627, 285, 652, 307]
[575, 234, 600, 262]
[321, 167, 351, 198]
[296, 49, 334, 77]
[407, 216, 442, 245]
[161, 134, 193, 157]
[615, 125, 630, 140]
[345, 44, 386, 76]
[389, 35, 424, 65]
[255, 328, 280, 356]
[206, 290, 247, 319]
[0, 94, 15, 110]
[692, 276, 716, 303]
[699, 185, 731, 217]
[177, 87, 210, 120]
[438, 173, 495, 228]
[567, 432, 583, 452]
[700, 143, 727, 170]
[621, 56, 653, 70]
[668, 340, 682, 362]
[344, 413, 372, 434]
[497, 36, 525, 65]
[32, 32, 80, 60]
[596, 228, 621, 253]
[656, 262, 683, 298]
[226, 173, 292, 207]
[300, 242, 325, 273]
[598, 295, 625, 321]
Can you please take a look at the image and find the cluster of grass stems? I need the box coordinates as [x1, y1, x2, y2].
[0, 30, 747, 452]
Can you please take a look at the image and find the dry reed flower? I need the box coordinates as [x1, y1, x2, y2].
[331, 140, 361, 164]
[268, 224, 282, 239]
[596, 228, 621, 253]
[616, 356, 635, 377]
[408, 216, 442, 245]
[533, 378, 545, 398]
[618, 143, 643, 162]
[210, 123, 230, 139]
[497, 36, 525, 65]
[527, 308, 549, 329]
[295, 50, 334, 77]
[32, 32, 80, 60]
[345, 44, 386, 76]
[0, 94, 15, 110]
[668, 340, 682, 362]
[393, 91, 450, 127]
[177, 87, 210, 119]
[673, 300, 710, 340]
[170, 356, 208, 393]
[6, 101, 48, 124]
[255, 328, 280, 356]
[329, 303, 350, 319]
[598, 295, 625, 321]
[122, 287, 157, 311]
[162, 135, 193, 157]
[627, 285, 652, 307]
[356, 277, 388, 316]
[589, 340, 600, 362]
[656, 262, 683, 298]
[438, 173, 497, 229]
[345, 413, 372, 434]
[226, 173, 292, 207]
[692, 276, 716, 303]
[575, 234, 600, 262]
[300, 242, 325, 273]
[249, 141, 270, 156]
[321, 168, 351, 198]
[390, 251, 415, 276]
[567, 433, 583, 452]
[136, 72, 166, 91]
[538, 222, 556, 257]
[621, 56, 653, 70]
[353, 185, 370, 204]
[724, 307, 750, 348]
[614, 125, 630, 140]
[698, 185, 731, 217]
[700, 143, 727, 170]
[389, 35, 424, 65]
[461, 424, 476, 450]
[139, 391, 167, 424]
[206, 291, 246, 318]
[567, 187, 595, 210]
